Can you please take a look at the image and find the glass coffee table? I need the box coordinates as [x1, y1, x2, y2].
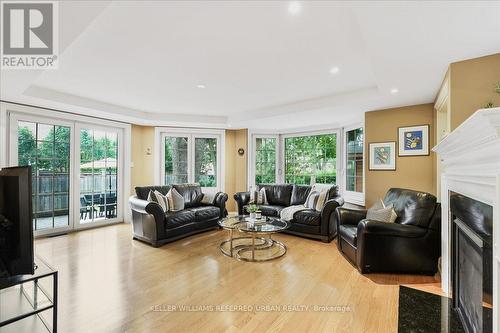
[218, 215, 290, 262]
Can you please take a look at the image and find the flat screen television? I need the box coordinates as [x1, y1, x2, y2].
[0, 166, 34, 277]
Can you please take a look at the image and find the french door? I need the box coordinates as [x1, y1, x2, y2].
[161, 132, 221, 192]
[9, 113, 123, 236]
[75, 124, 123, 228]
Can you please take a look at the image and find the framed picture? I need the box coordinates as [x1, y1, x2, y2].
[369, 142, 396, 170]
[398, 125, 429, 156]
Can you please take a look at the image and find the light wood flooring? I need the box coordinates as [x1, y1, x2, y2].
[35, 223, 441, 333]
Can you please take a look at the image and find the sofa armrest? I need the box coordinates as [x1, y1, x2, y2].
[129, 195, 166, 243]
[336, 207, 367, 226]
[357, 220, 427, 238]
[234, 191, 250, 215]
[320, 198, 344, 238]
[214, 192, 229, 217]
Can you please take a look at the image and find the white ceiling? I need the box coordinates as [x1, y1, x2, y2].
[1, 1, 500, 130]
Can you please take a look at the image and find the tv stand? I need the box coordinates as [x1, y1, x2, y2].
[0, 256, 58, 332]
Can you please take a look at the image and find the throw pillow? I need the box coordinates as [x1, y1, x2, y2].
[167, 188, 185, 211]
[147, 190, 169, 213]
[366, 200, 398, 223]
[201, 192, 216, 204]
[310, 183, 332, 211]
[304, 191, 320, 209]
[249, 187, 268, 205]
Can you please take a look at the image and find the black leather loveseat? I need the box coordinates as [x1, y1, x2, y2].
[234, 184, 344, 242]
[129, 184, 228, 247]
[336, 188, 441, 275]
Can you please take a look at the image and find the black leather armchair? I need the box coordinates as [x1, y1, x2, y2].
[234, 184, 344, 242]
[129, 184, 228, 247]
[337, 188, 441, 275]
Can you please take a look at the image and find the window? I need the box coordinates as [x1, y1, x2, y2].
[344, 126, 364, 205]
[345, 128, 363, 192]
[284, 133, 337, 185]
[254, 137, 277, 184]
[79, 128, 119, 223]
[160, 130, 223, 190]
[17, 120, 71, 231]
[195, 138, 217, 187]
[164, 136, 188, 184]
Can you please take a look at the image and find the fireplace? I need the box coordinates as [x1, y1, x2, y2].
[451, 192, 493, 333]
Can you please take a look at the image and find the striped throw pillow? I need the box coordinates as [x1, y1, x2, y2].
[167, 188, 185, 212]
[304, 191, 320, 209]
[147, 190, 169, 213]
[249, 188, 268, 205]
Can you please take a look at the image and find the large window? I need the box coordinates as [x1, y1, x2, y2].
[161, 130, 223, 190]
[345, 127, 364, 193]
[254, 137, 277, 184]
[17, 121, 70, 231]
[284, 133, 337, 185]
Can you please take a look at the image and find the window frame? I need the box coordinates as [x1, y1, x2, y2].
[280, 129, 341, 185]
[342, 123, 365, 206]
[156, 127, 225, 192]
[248, 133, 280, 188]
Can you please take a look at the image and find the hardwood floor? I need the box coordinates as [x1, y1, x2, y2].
[35, 223, 441, 333]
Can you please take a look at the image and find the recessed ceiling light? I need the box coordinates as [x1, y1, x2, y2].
[390, 88, 399, 94]
[196, 84, 206, 89]
[288, 1, 302, 15]
[329, 66, 340, 75]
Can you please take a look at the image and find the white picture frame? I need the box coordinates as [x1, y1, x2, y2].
[369, 142, 396, 171]
[398, 125, 429, 156]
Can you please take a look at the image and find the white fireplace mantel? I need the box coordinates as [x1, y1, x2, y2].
[433, 107, 500, 332]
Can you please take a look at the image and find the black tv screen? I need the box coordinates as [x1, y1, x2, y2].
[0, 166, 34, 277]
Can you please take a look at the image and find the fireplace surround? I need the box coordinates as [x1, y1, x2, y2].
[433, 107, 499, 333]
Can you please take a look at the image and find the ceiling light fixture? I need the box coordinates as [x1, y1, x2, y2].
[390, 88, 399, 94]
[329, 66, 340, 75]
[288, 1, 302, 15]
[196, 84, 206, 89]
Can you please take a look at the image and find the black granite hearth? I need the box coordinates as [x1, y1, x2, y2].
[398, 286, 465, 333]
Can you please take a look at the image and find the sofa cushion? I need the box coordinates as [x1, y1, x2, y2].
[173, 184, 203, 208]
[243, 204, 285, 217]
[257, 184, 293, 206]
[292, 209, 321, 226]
[188, 206, 220, 222]
[290, 185, 311, 205]
[339, 225, 358, 247]
[165, 210, 195, 229]
[135, 185, 171, 200]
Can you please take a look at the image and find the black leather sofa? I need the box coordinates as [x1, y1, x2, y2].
[234, 184, 344, 242]
[129, 184, 228, 247]
[336, 188, 441, 275]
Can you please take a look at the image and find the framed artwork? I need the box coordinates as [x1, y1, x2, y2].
[398, 125, 429, 156]
[369, 142, 396, 170]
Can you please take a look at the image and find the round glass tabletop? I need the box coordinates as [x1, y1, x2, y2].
[218, 215, 290, 233]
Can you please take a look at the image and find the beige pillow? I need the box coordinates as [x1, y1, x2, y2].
[167, 188, 185, 211]
[366, 200, 397, 223]
[249, 187, 268, 205]
[147, 190, 169, 213]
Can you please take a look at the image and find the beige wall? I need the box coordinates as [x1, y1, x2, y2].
[365, 104, 436, 207]
[225, 129, 248, 212]
[449, 53, 500, 130]
[130, 125, 155, 195]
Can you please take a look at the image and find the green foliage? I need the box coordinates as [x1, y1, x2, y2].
[284, 134, 337, 185]
[247, 204, 258, 213]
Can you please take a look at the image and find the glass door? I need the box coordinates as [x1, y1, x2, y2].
[10, 115, 74, 236]
[75, 125, 122, 228]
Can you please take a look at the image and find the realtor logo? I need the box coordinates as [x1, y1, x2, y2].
[1, 1, 58, 69]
